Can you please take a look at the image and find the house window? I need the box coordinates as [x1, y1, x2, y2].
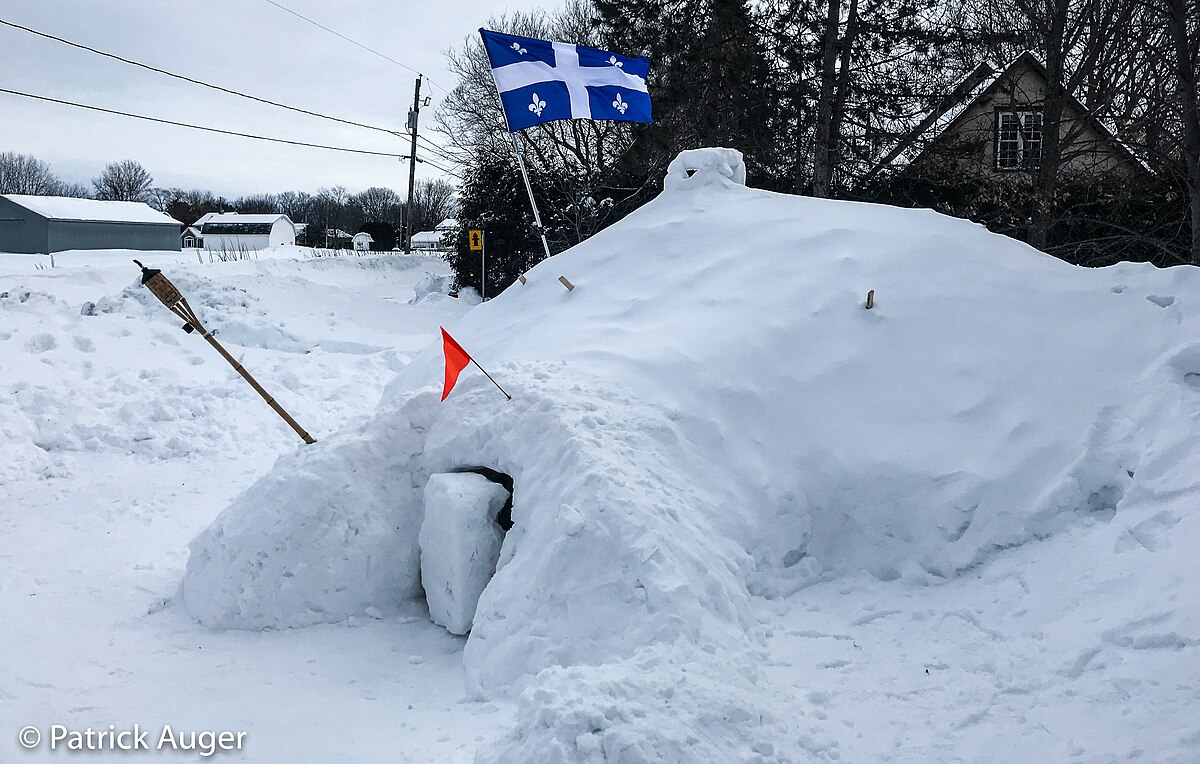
[183, 236, 196, 248]
[996, 111, 1043, 170]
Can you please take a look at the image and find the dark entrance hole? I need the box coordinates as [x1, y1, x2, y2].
[452, 466, 514, 530]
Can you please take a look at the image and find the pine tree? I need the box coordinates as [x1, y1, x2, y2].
[450, 153, 543, 297]
[594, 0, 778, 184]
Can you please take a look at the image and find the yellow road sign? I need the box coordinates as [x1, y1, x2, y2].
[468, 229, 483, 251]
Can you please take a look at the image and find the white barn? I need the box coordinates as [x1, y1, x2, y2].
[200, 213, 296, 251]
[352, 232, 374, 252]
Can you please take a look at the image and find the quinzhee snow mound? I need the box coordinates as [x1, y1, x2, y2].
[181, 148, 1200, 760]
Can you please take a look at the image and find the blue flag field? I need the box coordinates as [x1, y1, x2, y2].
[480, 29, 652, 132]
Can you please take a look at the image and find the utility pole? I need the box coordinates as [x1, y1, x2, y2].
[403, 75, 422, 253]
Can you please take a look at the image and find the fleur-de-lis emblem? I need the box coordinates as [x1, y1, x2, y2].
[511, 42, 527, 55]
[612, 92, 628, 115]
[607, 55, 624, 68]
[529, 92, 547, 117]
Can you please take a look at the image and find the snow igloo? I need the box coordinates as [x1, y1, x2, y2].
[180, 145, 1197, 710]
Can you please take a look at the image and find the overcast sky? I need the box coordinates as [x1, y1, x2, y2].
[0, 0, 548, 198]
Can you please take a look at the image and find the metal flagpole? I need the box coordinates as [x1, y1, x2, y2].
[511, 133, 553, 261]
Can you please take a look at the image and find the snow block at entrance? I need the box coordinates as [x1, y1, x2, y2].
[420, 473, 509, 635]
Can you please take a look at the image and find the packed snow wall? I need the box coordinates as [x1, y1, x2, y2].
[181, 148, 1200, 702]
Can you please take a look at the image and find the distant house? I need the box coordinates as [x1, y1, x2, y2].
[200, 213, 296, 251]
[411, 219, 458, 251]
[410, 230, 443, 250]
[182, 226, 202, 249]
[0, 194, 182, 254]
[352, 232, 374, 252]
[323, 229, 353, 248]
[877, 51, 1147, 181]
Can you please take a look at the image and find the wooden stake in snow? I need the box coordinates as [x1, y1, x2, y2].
[866, 289, 875, 309]
[133, 261, 316, 445]
[558, 275, 575, 292]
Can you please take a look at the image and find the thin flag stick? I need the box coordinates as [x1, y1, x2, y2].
[472, 358, 512, 400]
[512, 133, 553, 261]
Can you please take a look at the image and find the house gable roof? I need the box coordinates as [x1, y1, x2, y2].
[873, 50, 1148, 176]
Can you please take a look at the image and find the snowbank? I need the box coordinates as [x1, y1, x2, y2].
[180, 148, 1200, 759]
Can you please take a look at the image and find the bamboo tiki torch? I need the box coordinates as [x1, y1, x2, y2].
[133, 260, 316, 445]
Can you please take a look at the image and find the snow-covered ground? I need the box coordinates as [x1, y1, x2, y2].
[1, 249, 510, 762]
[4, 149, 1200, 763]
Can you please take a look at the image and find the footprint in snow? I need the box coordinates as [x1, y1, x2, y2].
[25, 333, 57, 353]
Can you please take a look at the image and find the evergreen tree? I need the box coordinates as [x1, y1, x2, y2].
[593, 0, 778, 185]
[450, 153, 543, 297]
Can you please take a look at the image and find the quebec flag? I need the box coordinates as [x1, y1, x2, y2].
[480, 29, 652, 132]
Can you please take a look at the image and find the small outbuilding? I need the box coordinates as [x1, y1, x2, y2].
[352, 232, 374, 252]
[0, 194, 182, 254]
[200, 213, 296, 252]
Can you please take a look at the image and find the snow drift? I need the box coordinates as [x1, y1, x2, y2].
[180, 148, 1200, 758]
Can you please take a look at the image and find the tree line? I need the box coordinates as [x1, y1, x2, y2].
[0, 152, 456, 250]
[439, 0, 1199, 294]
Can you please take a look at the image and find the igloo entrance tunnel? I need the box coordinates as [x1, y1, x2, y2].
[419, 471, 511, 635]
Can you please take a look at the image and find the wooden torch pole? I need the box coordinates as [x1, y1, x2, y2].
[134, 261, 316, 445]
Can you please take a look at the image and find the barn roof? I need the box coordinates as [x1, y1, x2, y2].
[201, 213, 289, 226]
[203, 222, 274, 235]
[199, 213, 293, 236]
[2, 194, 182, 225]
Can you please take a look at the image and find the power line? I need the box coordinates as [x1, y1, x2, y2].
[2, 87, 463, 179]
[0, 16, 404, 139]
[0, 87, 408, 159]
[260, 0, 449, 95]
[416, 134, 458, 163]
[0, 15, 463, 173]
[416, 156, 462, 180]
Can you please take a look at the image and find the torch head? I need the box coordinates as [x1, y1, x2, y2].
[133, 259, 162, 285]
[132, 260, 184, 309]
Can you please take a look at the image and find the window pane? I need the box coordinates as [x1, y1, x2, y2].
[997, 112, 1020, 168]
[1021, 112, 1043, 165]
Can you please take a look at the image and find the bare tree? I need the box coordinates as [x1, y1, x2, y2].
[55, 181, 91, 198]
[352, 186, 403, 224]
[0, 152, 63, 194]
[145, 187, 176, 212]
[406, 179, 456, 234]
[234, 193, 281, 213]
[92, 159, 154, 202]
[1159, 0, 1200, 262]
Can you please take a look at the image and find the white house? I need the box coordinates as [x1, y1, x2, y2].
[411, 219, 459, 251]
[352, 232, 374, 252]
[199, 213, 296, 251]
[181, 226, 202, 249]
[410, 230, 443, 250]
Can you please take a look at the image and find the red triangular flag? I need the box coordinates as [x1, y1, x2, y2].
[440, 327, 473, 401]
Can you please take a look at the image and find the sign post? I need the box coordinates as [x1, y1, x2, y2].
[468, 229, 485, 299]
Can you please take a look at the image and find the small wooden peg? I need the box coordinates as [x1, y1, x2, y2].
[518, 274, 527, 285]
[558, 275, 575, 292]
[865, 289, 875, 309]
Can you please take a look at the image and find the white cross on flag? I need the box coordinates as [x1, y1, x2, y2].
[479, 29, 652, 132]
